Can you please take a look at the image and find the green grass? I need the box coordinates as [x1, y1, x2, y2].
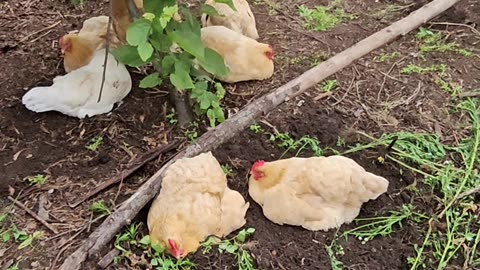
[202, 228, 256, 270]
[416, 27, 473, 56]
[342, 205, 428, 243]
[298, 4, 355, 32]
[374, 51, 401, 62]
[321, 80, 338, 92]
[221, 164, 233, 176]
[401, 64, 447, 75]
[113, 223, 256, 270]
[86, 136, 103, 151]
[24, 174, 47, 186]
[434, 78, 462, 97]
[89, 201, 112, 216]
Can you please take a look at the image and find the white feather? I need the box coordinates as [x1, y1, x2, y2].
[22, 48, 132, 118]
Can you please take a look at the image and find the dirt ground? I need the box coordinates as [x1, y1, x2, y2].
[0, 0, 479, 269]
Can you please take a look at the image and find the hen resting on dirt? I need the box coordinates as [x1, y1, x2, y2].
[201, 0, 259, 39]
[22, 48, 131, 118]
[248, 155, 389, 231]
[200, 25, 274, 83]
[147, 152, 249, 259]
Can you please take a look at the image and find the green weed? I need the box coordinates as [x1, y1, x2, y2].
[249, 123, 264, 134]
[374, 51, 401, 62]
[416, 27, 473, 56]
[342, 205, 427, 243]
[298, 4, 354, 32]
[89, 201, 112, 216]
[401, 64, 447, 75]
[434, 78, 462, 97]
[86, 136, 103, 151]
[321, 80, 338, 92]
[202, 228, 256, 270]
[221, 164, 233, 176]
[24, 174, 47, 186]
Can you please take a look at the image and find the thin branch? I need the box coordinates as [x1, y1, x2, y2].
[8, 196, 59, 234]
[68, 140, 181, 208]
[97, 0, 114, 103]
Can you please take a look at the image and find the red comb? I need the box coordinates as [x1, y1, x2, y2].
[251, 160, 265, 172]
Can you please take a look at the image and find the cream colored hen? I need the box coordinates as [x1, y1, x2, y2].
[201, 25, 274, 83]
[201, 0, 259, 39]
[248, 156, 389, 231]
[147, 152, 249, 258]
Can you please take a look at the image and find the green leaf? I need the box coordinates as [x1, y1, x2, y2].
[144, 0, 176, 15]
[214, 0, 237, 11]
[2, 232, 10, 242]
[126, 18, 152, 46]
[112, 45, 152, 67]
[137, 42, 154, 61]
[170, 65, 195, 90]
[139, 235, 150, 246]
[143, 12, 155, 21]
[139, 72, 162, 88]
[166, 16, 204, 59]
[198, 48, 229, 77]
[150, 31, 172, 53]
[160, 5, 179, 28]
[215, 82, 225, 99]
[225, 243, 238, 254]
[201, 4, 223, 17]
[161, 55, 176, 76]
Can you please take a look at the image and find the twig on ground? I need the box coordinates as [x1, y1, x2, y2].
[68, 140, 181, 208]
[17, 21, 61, 44]
[7, 196, 58, 234]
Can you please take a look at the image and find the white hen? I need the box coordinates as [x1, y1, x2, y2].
[22, 48, 132, 118]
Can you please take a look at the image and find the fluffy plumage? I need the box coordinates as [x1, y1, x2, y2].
[200, 25, 274, 83]
[22, 48, 132, 118]
[147, 152, 249, 258]
[248, 156, 389, 231]
[201, 0, 259, 39]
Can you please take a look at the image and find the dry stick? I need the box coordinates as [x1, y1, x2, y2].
[68, 141, 181, 208]
[97, 0, 114, 103]
[7, 196, 59, 234]
[59, 0, 461, 269]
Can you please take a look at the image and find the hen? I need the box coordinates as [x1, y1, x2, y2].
[201, 26, 274, 83]
[60, 16, 119, 72]
[201, 0, 259, 39]
[147, 152, 249, 258]
[22, 48, 132, 118]
[248, 156, 389, 231]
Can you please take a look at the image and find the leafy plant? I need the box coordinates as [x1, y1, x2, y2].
[298, 4, 354, 32]
[321, 79, 338, 92]
[342, 205, 427, 243]
[374, 51, 401, 62]
[221, 164, 233, 176]
[325, 233, 344, 270]
[113, 1, 232, 126]
[24, 174, 47, 186]
[416, 27, 473, 56]
[202, 228, 256, 270]
[86, 136, 103, 151]
[401, 64, 447, 75]
[248, 123, 264, 134]
[434, 78, 462, 97]
[89, 201, 112, 216]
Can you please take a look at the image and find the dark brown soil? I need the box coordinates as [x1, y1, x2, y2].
[1, 0, 479, 269]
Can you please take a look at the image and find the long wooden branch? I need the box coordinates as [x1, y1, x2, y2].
[59, 0, 460, 268]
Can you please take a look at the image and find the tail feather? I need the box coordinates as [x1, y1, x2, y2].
[22, 86, 77, 117]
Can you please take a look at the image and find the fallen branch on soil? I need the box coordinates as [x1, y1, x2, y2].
[68, 141, 181, 208]
[59, 0, 461, 268]
[7, 196, 58, 234]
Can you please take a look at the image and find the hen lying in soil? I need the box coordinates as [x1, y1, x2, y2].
[248, 155, 389, 231]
